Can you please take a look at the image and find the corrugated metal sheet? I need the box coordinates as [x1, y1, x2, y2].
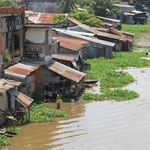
[5, 62, 40, 79]
[97, 16, 121, 23]
[8, 89, 33, 108]
[47, 60, 85, 82]
[54, 28, 95, 36]
[27, 12, 64, 24]
[57, 36, 88, 52]
[55, 29, 115, 47]
[0, 79, 22, 92]
[64, 18, 133, 42]
[52, 53, 77, 61]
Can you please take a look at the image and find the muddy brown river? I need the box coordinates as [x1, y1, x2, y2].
[2, 67, 150, 150]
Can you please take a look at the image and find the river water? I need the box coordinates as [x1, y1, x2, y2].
[2, 67, 150, 150]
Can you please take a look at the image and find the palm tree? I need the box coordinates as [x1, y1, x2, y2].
[57, 0, 78, 13]
[91, 0, 120, 17]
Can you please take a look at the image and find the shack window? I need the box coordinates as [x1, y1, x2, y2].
[14, 34, 20, 50]
[5, 33, 8, 49]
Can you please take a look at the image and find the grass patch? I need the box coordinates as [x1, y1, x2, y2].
[81, 52, 150, 101]
[122, 24, 150, 40]
[0, 135, 11, 147]
[30, 103, 66, 123]
[122, 24, 150, 33]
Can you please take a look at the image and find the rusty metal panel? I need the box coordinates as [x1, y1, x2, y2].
[8, 89, 33, 108]
[57, 36, 88, 52]
[5, 62, 40, 79]
[62, 18, 133, 43]
[48, 61, 85, 82]
[52, 53, 77, 61]
[0, 79, 22, 92]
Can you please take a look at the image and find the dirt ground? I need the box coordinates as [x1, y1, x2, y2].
[133, 33, 150, 52]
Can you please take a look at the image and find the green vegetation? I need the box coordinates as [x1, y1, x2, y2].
[122, 24, 150, 33]
[80, 89, 139, 101]
[57, 0, 78, 13]
[53, 11, 102, 27]
[30, 103, 66, 123]
[122, 24, 150, 40]
[81, 52, 150, 101]
[90, 0, 120, 17]
[0, 135, 11, 147]
[0, 0, 16, 5]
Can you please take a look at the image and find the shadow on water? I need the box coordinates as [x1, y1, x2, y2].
[2, 67, 150, 150]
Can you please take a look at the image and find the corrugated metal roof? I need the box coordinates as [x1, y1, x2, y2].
[5, 62, 40, 79]
[114, 4, 135, 8]
[52, 53, 78, 61]
[55, 29, 115, 47]
[54, 28, 95, 36]
[47, 60, 85, 82]
[97, 16, 121, 23]
[57, 36, 88, 52]
[27, 12, 64, 24]
[0, 79, 22, 92]
[64, 18, 133, 42]
[8, 89, 33, 108]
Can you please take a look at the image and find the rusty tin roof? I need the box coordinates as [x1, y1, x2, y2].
[8, 89, 33, 108]
[64, 18, 133, 42]
[0, 79, 22, 92]
[52, 53, 78, 61]
[5, 62, 40, 79]
[47, 61, 85, 82]
[57, 36, 88, 52]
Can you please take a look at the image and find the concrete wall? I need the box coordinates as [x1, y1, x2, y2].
[26, 28, 48, 44]
[25, 41, 59, 61]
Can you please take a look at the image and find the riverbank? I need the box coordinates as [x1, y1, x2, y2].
[0, 102, 66, 147]
[80, 52, 150, 101]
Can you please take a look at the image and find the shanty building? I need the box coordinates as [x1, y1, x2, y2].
[0, 6, 24, 70]
[55, 18, 133, 51]
[4, 62, 42, 98]
[42, 60, 85, 98]
[114, 3, 147, 24]
[0, 79, 33, 125]
[24, 24, 60, 62]
[51, 36, 89, 71]
[96, 16, 121, 30]
[54, 29, 115, 59]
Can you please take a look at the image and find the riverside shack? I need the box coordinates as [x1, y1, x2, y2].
[55, 18, 133, 51]
[54, 29, 115, 59]
[0, 79, 33, 125]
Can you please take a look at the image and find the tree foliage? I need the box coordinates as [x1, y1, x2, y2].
[57, 0, 78, 13]
[53, 11, 102, 27]
[91, 0, 121, 17]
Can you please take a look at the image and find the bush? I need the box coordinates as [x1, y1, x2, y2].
[53, 11, 102, 27]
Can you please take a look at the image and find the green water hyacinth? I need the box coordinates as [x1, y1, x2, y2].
[30, 103, 66, 123]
